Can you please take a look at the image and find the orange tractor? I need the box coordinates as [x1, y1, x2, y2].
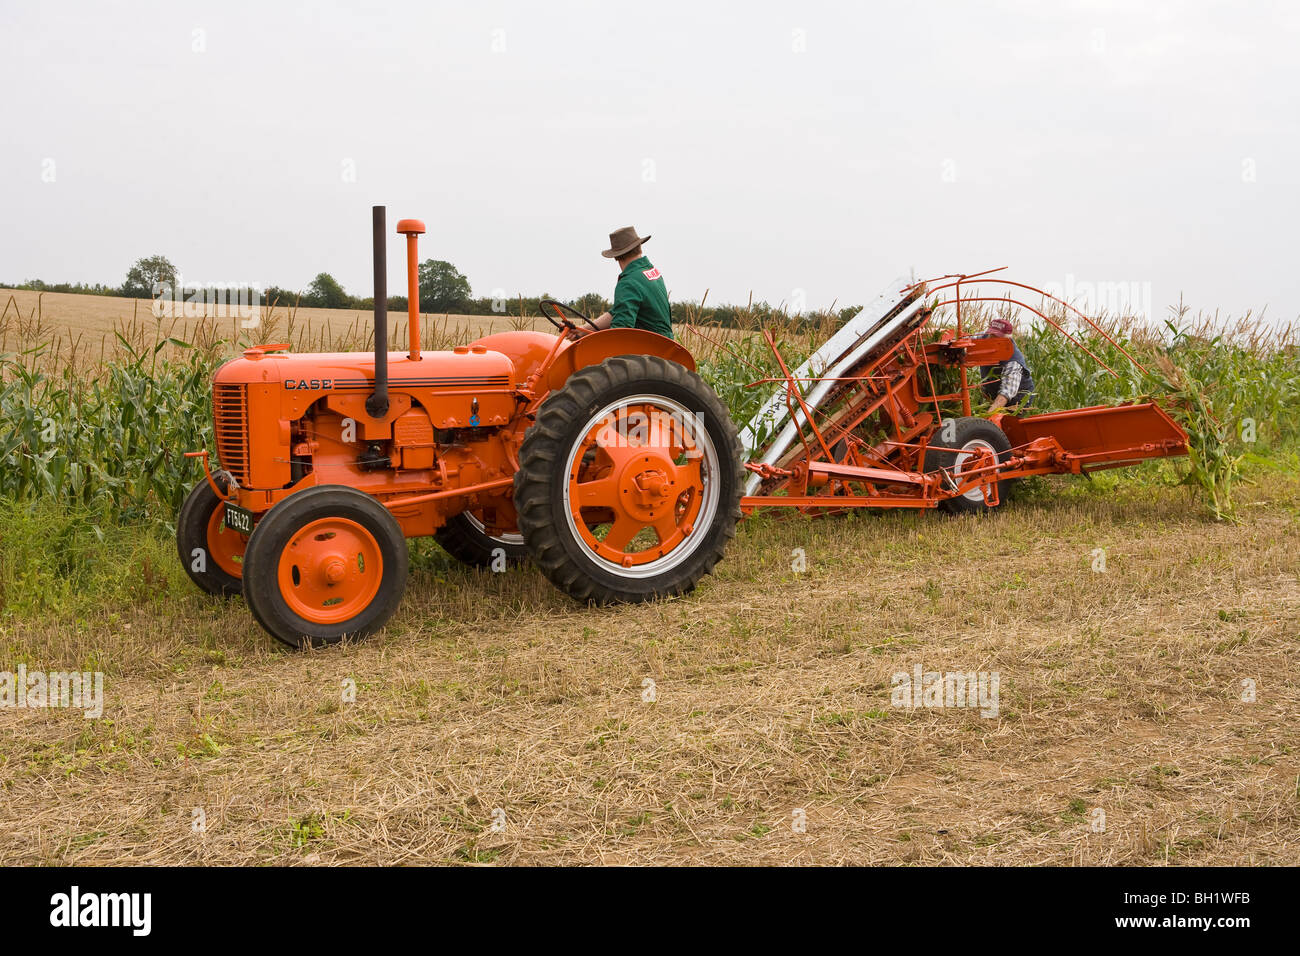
[178, 207, 743, 647]
[179, 209, 1189, 648]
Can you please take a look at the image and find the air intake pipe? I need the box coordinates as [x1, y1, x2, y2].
[366, 204, 389, 418]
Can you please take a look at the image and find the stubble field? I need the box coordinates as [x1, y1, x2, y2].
[1, 478, 1296, 864]
[0, 288, 1296, 865]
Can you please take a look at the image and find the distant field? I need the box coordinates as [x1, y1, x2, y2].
[0, 288, 741, 367]
[0, 287, 552, 355]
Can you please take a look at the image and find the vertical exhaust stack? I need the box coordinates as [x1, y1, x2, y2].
[366, 205, 389, 419]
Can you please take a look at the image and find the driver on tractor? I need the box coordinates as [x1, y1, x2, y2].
[570, 226, 674, 341]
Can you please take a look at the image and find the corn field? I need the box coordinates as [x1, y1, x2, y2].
[1, 298, 1296, 529]
[1014, 305, 1300, 519]
[0, 337, 219, 523]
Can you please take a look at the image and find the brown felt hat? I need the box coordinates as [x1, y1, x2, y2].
[601, 225, 651, 259]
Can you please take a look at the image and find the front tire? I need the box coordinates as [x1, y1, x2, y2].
[514, 354, 742, 604]
[176, 476, 246, 597]
[923, 417, 1013, 514]
[241, 485, 409, 649]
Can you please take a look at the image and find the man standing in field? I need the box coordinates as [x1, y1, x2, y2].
[575, 226, 674, 340]
[979, 317, 1035, 411]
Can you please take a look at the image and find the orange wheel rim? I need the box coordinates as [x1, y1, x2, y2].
[206, 504, 247, 578]
[276, 518, 383, 624]
[564, 399, 715, 572]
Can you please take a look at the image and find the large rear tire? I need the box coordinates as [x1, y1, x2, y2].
[514, 354, 742, 604]
[176, 476, 246, 597]
[435, 512, 528, 569]
[241, 485, 409, 649]
[923, 417, 1013, 514]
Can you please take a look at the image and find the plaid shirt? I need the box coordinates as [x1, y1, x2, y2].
[998, 360, 1024, 400]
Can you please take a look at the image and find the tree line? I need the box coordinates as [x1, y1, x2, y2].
[5, 255, 861, 330]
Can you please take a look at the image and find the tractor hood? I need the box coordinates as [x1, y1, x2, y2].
[213, 347, 518, 394]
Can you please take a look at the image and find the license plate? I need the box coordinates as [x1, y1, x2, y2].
[223, 503, 255, 535]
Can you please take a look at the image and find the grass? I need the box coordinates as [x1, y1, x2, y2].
[1, 475, 1297, 864]
[1, 287, 1298, 864]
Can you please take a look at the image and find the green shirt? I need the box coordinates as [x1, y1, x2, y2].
[610, 256, 673, 339]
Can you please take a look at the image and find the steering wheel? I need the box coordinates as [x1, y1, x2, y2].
[539, 299, 599, 333]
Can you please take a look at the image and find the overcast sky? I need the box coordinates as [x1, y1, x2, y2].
[2, 1, 1297, 321]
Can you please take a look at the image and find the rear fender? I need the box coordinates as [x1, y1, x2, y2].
[543, 328, 695, 393]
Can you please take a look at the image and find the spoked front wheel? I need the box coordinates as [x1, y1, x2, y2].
[241, 485, 409, 649]
[514, 354, 742, 604]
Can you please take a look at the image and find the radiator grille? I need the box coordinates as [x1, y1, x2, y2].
[212, 384, 250, 484]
